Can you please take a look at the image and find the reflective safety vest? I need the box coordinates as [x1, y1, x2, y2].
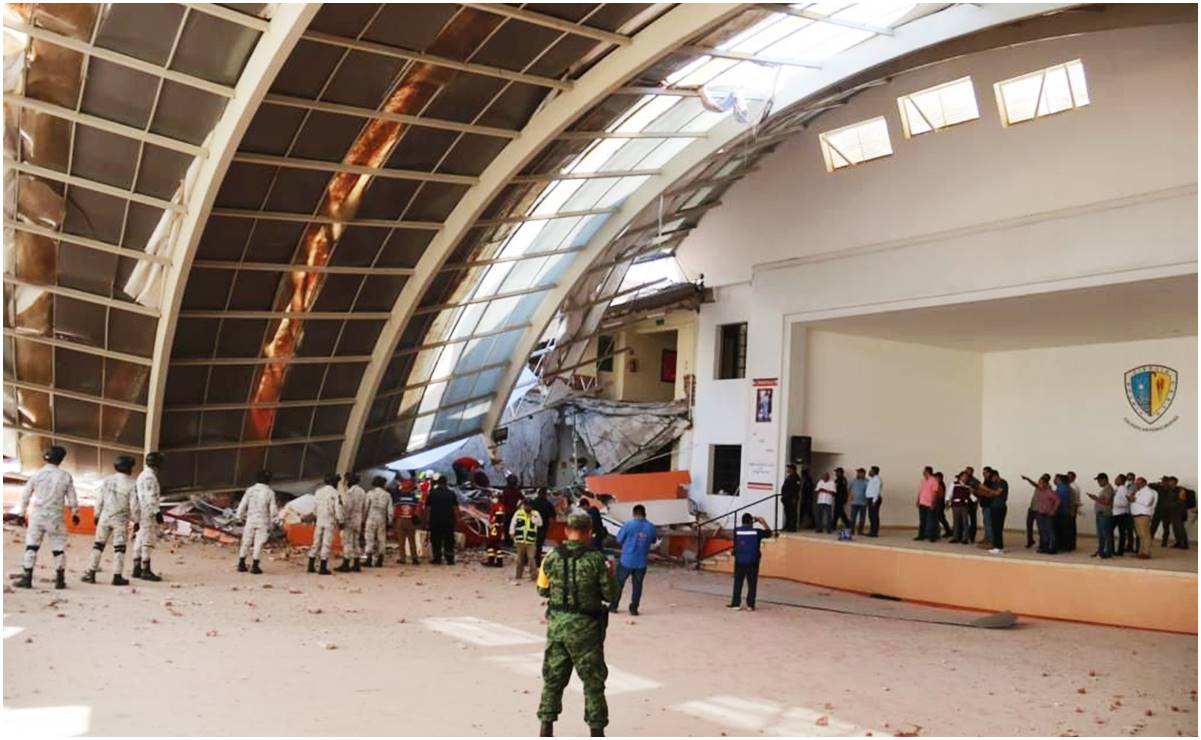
[512, 508, 538, 544]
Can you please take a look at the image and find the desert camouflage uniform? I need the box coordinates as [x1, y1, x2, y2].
[536, 541, 617, 731]
[340, 483, 367, 561]
[309, 484, 344, 559]
[88, 472, 137, 577]
[134, 467, 161, 562]
[19, 464, 79, 571]
[363, 486, 393, 560]
[237, 482, 278, 560]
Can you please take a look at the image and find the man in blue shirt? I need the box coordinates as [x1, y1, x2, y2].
[728, 514, 773, 611]
[611, 505, 657, 616]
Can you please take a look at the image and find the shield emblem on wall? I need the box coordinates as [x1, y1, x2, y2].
[1125, 365, 1178, 425]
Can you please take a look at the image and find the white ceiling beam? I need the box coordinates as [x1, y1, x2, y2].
[143, 5, 320, 456]
[412, 283, 556, 316]
[6, 20, 235, 97]
[170, 355, 372, 367]
[6, 379, 147, 412]
[191, 260, 416, 276]
[364, 391, 497, 435]
[334, 3, 746, 472]
[231, 151, 479, 186]
[302, 29, 571, 92]
[393, 323, 533, 358]
[460, 3, 632, 46]
[681, 45, 822, 69]
[5, 158, 183, 213]
[378, 359, 512, 400]
[9, 428, 143, 455]
[5, 94, 205, 157]
[2, 330, 153, 366]
[474, 206, 616, 228]
[557, 129, 705, 141]
[615, 85, 701, 97]
[210, 207, 442, 231]
[264, 92, 519, 139]
[442, 245, 586, 271]
[165, 398, 356, 412]
[10, 221, 171, 265]
[510, 168, 660, 184]
[2, 275, 159, 316]
[476, 3, 1079, 441]
[179, 309, 392, 320]
[162, 433, 344, 453]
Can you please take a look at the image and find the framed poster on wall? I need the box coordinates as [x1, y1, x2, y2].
[661, 349, 677, 383]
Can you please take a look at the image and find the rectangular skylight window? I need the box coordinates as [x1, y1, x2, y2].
[994, 59, 1089, 127]
[818, 116, 892, 172]
[897, 76, 979, 137]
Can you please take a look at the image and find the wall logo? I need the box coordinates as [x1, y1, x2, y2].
[1124, 365, 1179, 431]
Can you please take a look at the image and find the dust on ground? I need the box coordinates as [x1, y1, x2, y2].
[3, 529, 1196, 737]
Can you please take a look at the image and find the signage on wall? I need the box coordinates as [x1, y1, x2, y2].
[753, 377, 776, 423]
[746, 378, 780, 493]
[1124, 365, 1179, 432]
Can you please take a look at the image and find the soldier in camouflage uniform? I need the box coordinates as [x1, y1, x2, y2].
[536, 511, 617, 737]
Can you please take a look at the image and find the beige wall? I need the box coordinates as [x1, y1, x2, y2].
[802, 330, 983, 523]
[982, 336, 1198, 509]
[617, 328, 678, 402]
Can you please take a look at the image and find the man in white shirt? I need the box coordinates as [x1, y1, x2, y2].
[815, 473, 837, 533]
[1111, 474, 1133, 556]
[1130, 477, 1158, 559]
[865, 466, 883, 537]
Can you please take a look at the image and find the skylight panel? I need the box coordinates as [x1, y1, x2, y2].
[994, 59, 1089, 127]
[612, 94, 677, 133]
[897, 76, 979, 137]
[818, 116, 892, 171]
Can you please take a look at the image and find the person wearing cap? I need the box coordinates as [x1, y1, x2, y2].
[425, 474, 460, 565]
[1087, 473, 1115, 559]
[363, 475, 394, 568]
[536, 510, 617, 737]
[337, 472, 367, 573]
[82, 455, 137, 586]
[13, 446, 79, 589]
[484, 491, 507, 568]
[308, 473, 344, 575]
[132, 451, 164, 581]
[237, 470, 278, 574]
[510, 497, 542, 581]
[727, 513, 773, 611]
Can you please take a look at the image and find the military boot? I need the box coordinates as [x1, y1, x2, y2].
[54, 569, 66, 590]
[539, 721, 553, 737]
[141, 560, 162, 582]
[307, 557, 316, 573]
[590, 728, 604, 737]
[319, 559, 331, 575]
[251, 560, 262, 574]
[131, 559, 143, 578]
[237, 557, 248, 573]
[375, 555, 384, 568]
[81, 570, 97, 583]
[112, 573, 130, 586]
[351, 558, 361, 572]
[336, 558, 351, 573]
[15, 568, 33, 589]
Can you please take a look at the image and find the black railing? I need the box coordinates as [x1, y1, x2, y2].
[692, 492, 780, 569]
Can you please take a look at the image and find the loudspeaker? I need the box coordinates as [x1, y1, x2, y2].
[789, 435, 811, 466]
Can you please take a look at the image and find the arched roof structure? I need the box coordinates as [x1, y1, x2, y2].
[9, 2, 1154, 494]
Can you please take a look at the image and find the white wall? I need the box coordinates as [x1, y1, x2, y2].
[803, 330, 983, 525]
[983, 336, 1198, 512]
[677, 22, 1197, 524]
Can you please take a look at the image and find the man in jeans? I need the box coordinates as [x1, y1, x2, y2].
[849, 468, 869, 535]
[915, 466, 939, 542]
[611, 505, 657, 616]
[976, 469, 1009, 554]
[1087, 473, 1115, 559]
[728, 514, 773, 611]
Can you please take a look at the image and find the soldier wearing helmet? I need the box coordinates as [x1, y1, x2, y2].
[82, 455, 138, 586]
[132, 451, 164, 581]
[13, 446, 79, 589]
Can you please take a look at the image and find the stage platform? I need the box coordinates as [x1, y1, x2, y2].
[703, 528, 1196, 634]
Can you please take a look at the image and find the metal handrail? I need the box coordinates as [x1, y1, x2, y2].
[692, 492, 780, 569]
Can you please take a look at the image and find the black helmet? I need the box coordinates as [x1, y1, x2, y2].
[372, 475, 387, 488]
[114, 455, 136, 473]
[256, 469, 273, 484]
[324, 473, 341, 486]
[345, 471, 361, 485]
[145, 451, 165, 467]
[506, 473, 518, 486]
[43, 445, 67, 464]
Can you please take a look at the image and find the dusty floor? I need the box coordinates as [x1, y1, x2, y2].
[3, 528, 1197, 737]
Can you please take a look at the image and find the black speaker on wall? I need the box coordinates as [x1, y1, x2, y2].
[789, 435, 811, 466]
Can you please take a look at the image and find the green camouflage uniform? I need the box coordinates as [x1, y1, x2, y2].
[536, 539, 618, 731]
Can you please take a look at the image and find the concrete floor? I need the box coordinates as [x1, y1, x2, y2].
[3, 528, 1197, 737]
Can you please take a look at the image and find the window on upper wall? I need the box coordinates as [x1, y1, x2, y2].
[994, 59, 1090, 127]
[597, 335, 615, 372]
[716, 322, 747, 380]
[711, 444, 742, 495]
[897, 76, 980, 137]
[818, 116, 893, 172]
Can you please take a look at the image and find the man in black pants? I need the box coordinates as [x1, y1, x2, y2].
[532, 487, 556, 567]
[800, 469, 816, 531]
[833, 468, 851, 530]
[780, 464, 800, 532]
[978, 469, 1009, 554]
[425, 475, 459, 565]
[865, 466, 883, 537]
[728, 514, 773, 611]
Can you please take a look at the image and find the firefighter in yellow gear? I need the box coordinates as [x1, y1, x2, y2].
[484, 494, 506, 567]
[510, 497, 543, 581]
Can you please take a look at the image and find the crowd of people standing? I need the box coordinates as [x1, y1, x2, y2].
[779, 463, 1195, 560]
